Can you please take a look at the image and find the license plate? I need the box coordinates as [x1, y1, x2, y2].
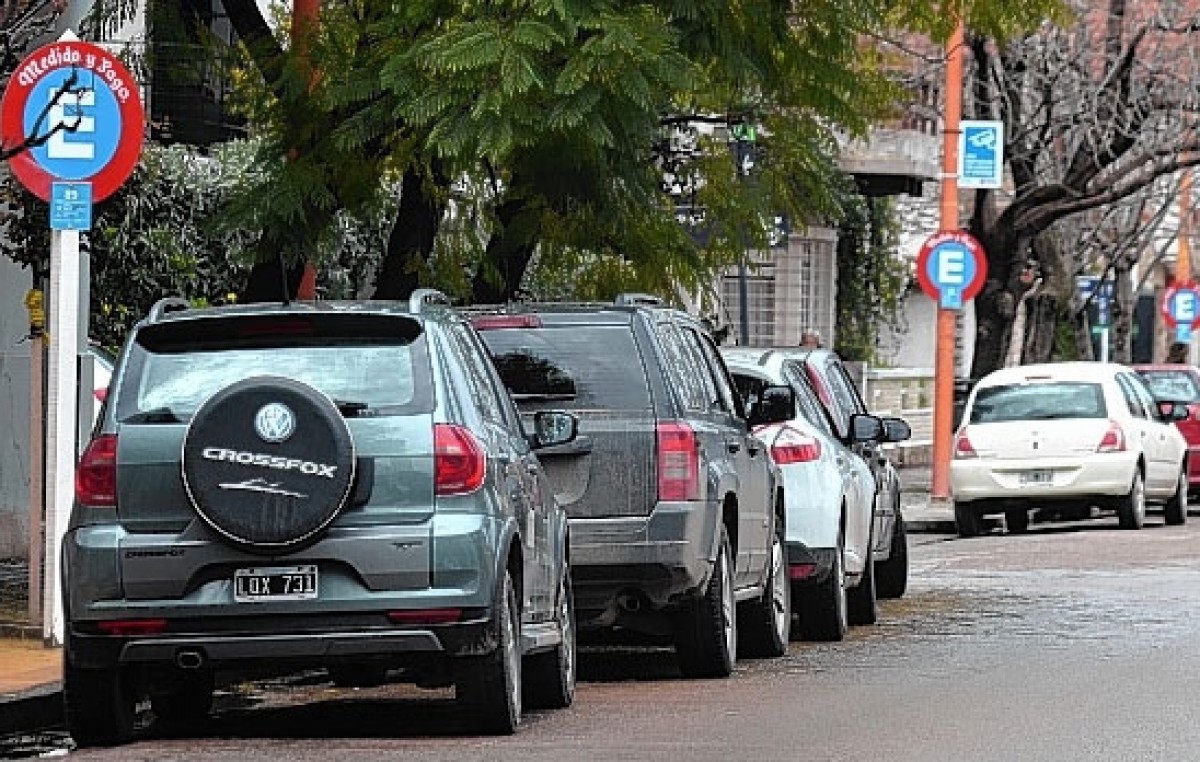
[234, 565, 318, 602]
[1019, 470, 1053, 486]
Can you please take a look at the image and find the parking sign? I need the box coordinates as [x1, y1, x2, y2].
[959, 120, 1004, 189]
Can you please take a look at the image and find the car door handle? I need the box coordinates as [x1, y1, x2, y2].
[747, 442, 761, 456]
[727, 441, 742, 454]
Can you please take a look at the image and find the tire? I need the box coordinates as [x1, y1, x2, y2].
[151, 673, 213, 723]
[1005, 507, 1030, 534]
[1164, 468, 1188, 526]
[181, 376, 356, 554]
[1116, 470, 1147, 530]
[455, 570, 522, 734]
[523, 565, 576, 710]
[738, 528, 790, 658]
[954, 501, 982, 538]
[327, 664, 388, 688]
[64, 661, 137, 747]
[846, 533, 878, 627]
[875, 509, 908, 600]
[675, 525, 737, 678]
[796, 535, 848, 642]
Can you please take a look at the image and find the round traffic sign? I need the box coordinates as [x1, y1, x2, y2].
[1162, 281, 1200, 329]
[916, 230, 988, 308]
[1, 39, 143, 202]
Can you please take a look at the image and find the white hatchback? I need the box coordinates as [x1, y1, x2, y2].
[951, 361, 1190, 536]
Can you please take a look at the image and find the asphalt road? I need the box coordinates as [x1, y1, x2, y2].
[15, 512, 1200, 761]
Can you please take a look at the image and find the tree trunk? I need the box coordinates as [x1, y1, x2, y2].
[471, 194, 538, 304]
[241, 252, 306, 303]
[372, 163, 447, 300]
[1110, 262, 1134, 363]
[1021, 291, 1059, 363]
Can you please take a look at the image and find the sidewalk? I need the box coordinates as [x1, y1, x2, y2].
[0, 464, 955, 739]
[0, 634, 62, 736]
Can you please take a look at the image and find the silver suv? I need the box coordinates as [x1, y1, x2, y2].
[472, 295, 796, 678]
[63, 290, 578, 745]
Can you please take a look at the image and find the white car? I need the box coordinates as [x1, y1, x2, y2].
[951, 361, 1190, 536]
[723, 348, 882, 641]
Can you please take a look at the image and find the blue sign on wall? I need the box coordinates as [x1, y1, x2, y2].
[959, 120, 1004, 189]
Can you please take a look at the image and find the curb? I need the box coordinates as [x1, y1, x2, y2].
[904, 517, 957, 534]
[0, 683, 63, 736]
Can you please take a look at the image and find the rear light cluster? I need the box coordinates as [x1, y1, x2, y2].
[76, 434, 119, 507]
[434, 424, 486, 496]
[470, 314, 543, 330]
[952, 428, 977, 459]
[1096, 420, 1126, 453]
[768, 425, 822, 464]
[97, 618, 166, 636]
[657, 422, 700, 501]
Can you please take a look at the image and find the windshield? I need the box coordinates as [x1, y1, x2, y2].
[969, 382, 1107, 424]
[1136, 369, 1200, 403]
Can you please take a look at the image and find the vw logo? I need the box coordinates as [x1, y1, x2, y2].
[254, 403, 296, 443]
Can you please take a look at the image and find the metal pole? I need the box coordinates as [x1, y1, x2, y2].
[931, 20, 965, 501]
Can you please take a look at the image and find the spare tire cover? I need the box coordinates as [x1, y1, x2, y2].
[182, 376, 356, 553]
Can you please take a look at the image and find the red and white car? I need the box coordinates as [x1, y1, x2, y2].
[1133, 364, 1200, 498]
[952, 362, 1190, 536]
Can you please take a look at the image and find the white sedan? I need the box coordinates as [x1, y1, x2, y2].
[724, 349, 881, 641]
[951, 361, 1189, 536]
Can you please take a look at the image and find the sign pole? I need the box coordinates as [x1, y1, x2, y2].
[43, 229, 81, 645]
[932, 19, 966, 501]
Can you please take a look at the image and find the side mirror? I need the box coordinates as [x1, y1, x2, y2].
[1157, 400, 1191, 422]
[882, 416, 912, 443]
[749, 385, 795, 426]
[849, 413, 884, 442]
[530, 410, 578, 448]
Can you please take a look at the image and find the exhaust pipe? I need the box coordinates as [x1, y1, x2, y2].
[175, 650, 205, 670]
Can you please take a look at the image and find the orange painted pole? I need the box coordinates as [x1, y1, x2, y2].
[931, 19, 966, 501]
[293, 0, 319, 301]
[1180, 171, 1192, 282]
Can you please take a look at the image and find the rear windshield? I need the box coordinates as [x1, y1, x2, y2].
[969, 382, 1107, 424]
[478, 325, 651, 410]
[1136, 370, 1200, 403]
[115, 314, 433, 420]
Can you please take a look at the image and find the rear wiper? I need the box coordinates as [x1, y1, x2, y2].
[333, 399, 371, 417]
[122, 407, 182, 424]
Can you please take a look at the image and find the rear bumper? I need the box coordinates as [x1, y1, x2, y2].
[786, 542, 836, 587]
[568, 500, 719, 615]
[951, 454, 1138, 503]
[65, 613, 494, 673]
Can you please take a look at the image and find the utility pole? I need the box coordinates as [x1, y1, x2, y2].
[931, 20, 965, 501]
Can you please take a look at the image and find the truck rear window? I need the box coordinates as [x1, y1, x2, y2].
[116, 315, 432, 419]
[969, 382, 1106, 424]
[478, 325, 652, 411]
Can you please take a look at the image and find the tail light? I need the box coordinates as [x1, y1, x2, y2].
[1189, 403, 1200, 421]
[387, 608, 463, 625]
[953, 428, 977, 459]
[97, 618, 166, 636]
[769, 426, 822, 464]
[94, 387, 108, 403]
[434, 424, 486, 495]
[76, 434, 118, 506]
[1096, 420, 1126, 453]
[470, 314, 543, 330]
[657, 422, 700, 501]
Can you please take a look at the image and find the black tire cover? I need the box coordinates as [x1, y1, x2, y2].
[182, 376, 356, 553]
